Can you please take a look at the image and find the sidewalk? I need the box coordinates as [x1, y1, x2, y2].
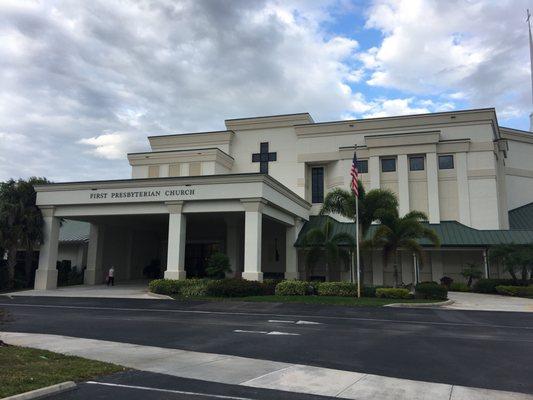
[445, 292, 533, 312]
[1, 332, 531, 400]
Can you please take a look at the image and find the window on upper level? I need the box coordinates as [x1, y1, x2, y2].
[409, 156, 425, 171]
[311, 166, 324, 203]
[438, 155, 454, 170]
[381, 158, 396, 172]
[357, 159, 368, 173]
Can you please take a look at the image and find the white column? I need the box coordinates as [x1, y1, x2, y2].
[369, 156, 380, 190]
[483, 249, 489, 278]
[372, 251, 384, 285]
[164, 201, 187, 280]
[456, 152, 471, 226]
[34, 207, 60, 290]
[431, 251, 443, 282]
[426, 152, 440, 223]
[285, 218, 303, 280]
[241, 199, 265, 281]
[84, 223, 105, 285]
[398, 154, 410, 216]
[225, 216, 240, 277]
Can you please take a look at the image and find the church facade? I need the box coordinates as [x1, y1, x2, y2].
[34, 108, 533, 289]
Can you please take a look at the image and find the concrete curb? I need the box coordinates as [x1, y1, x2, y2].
[3, 381, 77, 400]
[384, 299, 455, 308]
[145, 292, 173, 300]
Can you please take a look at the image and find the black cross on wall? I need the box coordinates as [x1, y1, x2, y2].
[252, 142, 277, 174]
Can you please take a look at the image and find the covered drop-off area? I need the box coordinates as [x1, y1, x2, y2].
[33, 174, 310, 290]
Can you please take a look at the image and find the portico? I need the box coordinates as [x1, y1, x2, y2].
[33, 173, 310, 290]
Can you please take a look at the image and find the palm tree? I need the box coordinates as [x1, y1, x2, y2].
[372, 210, 440, 287]
[320, 183, 398, 282]
[0, 177, 48, 288]
[489, 244, 533, 283]
[302, 219, 355, 281]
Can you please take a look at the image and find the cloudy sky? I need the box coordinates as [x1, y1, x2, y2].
[1, 0, 532, 182]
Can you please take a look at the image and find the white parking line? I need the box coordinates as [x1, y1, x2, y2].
[268, 319, 322, 325]
[86, 381, 256, 399]
[233, 329, 300, 336]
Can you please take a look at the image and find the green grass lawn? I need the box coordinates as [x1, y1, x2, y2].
[173, 295, 442, 307]
[0, 345, 126, 398]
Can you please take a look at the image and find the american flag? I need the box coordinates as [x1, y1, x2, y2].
[350, 149, 359, 197]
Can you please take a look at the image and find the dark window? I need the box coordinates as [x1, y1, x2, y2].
[409, 156, 425, 171]
[381, 158, 396, 172]
[357, 159, 368, 173]
[438, 155, 454, 170]
[311, 167, 324, 203]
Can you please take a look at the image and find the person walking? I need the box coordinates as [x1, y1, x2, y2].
[107, 267, 115, 286]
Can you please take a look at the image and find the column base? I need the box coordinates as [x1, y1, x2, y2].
[84, 268, 98, 285]
[34, 269, 58, 290]
[242, 271, 263, 281]
[164, 269, 187, 280]
[284, 271, 299, 280]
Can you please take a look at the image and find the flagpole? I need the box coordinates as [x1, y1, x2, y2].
[355, 185, 361, 298]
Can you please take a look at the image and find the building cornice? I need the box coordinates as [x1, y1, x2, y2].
[500, 127, 533, 144]
[34, 173, 311, 210]
[295, 108, 498, 138]
[148, 130, 234, 151]
[225, 113, 314, 131]
[127, 148, 234, 169]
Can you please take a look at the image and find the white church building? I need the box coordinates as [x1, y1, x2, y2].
[35, 108, 533, 289]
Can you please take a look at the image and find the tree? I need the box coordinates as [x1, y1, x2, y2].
[205, 252, 232, 279]
[461, 263, 483, 287]
[489, 244, 533, 283]
[372, 210, 440, 287]
[320, 183, 398, 282]
[302, 219, 355, 281]
[0, 177, 48, 288]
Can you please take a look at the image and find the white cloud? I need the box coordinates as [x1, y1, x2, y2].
[360, 0, 532, 122]
[79, 132, 144, 160]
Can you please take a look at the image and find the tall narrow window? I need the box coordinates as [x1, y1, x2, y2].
[311, 167, 324, 204]
[438, 155, 454, 170]
[357, 159, 368, 173]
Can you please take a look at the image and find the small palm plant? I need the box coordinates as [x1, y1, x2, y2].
[302, 219, 355, 281]
[372, 210, 440, 287]
[461, 263, 483, 287]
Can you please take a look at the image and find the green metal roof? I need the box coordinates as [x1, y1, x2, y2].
[59, 220, 90, 243]
[509, 202, 533, 230]
[295, 216, 533, 248]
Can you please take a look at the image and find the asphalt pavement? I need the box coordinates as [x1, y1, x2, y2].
[1, 295, 532, 394]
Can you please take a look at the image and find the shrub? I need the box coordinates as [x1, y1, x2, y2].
[179, 279, 208, 297]
[205, 252, 232, 279]
[261, 279, 281, 296]
[495, 285, 533, 298]
[375, 288, 411, 299]
[473, 279, 516, 293]
[440, 276, 453, 288]
[206, 278, 263, 297]
[149, 279, 178, 295]
[275, 280, 313, 296]
[449, 282, 470, 292]
[316, 282, 357, 297]
[415, 282, 447, 300]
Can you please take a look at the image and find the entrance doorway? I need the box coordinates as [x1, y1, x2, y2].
[185, 242, 221, 278]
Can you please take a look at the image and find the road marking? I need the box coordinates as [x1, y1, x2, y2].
[267, 319, 294, 323]
[86, 381, 256, 399]
[234, 329, 300, 336]
[268, 319, 322, 325]
[296, 320, 322, 325]
[1, 302, 531, 331]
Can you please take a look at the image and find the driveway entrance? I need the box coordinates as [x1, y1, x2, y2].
[4, 280, 169, 299]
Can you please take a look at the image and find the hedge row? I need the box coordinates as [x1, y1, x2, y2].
[472, 279, 533, 294]
[414, 282, 448, 300]
[149, 278, 279, 297]
[495, 285, 533, 298]
[149, 278, 444, 299]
